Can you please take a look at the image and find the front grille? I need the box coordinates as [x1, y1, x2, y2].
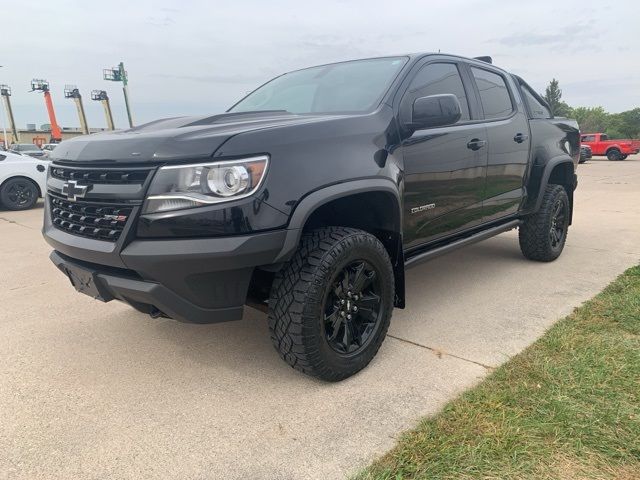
[50, 195, 133, 241]
[50, 166, 150, 184]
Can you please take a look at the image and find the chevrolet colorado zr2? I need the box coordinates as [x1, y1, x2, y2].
[43, 54, 579, 381]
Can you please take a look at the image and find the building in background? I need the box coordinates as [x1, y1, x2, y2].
[1, 126, 110, 148]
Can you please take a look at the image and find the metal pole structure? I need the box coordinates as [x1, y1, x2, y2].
[0, 66, 8, 148]
[103, 62, 134, 128]
[30, 79, 62, 142]
[91, 90, 115, 130]
[1, 85, 19, 144]
[64, 85, 89, 134]
[119, 62, 134, 128]
[102, 98, 115, 130]
[0, 89, 8, 148]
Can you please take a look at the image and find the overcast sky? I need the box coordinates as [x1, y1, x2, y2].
[1, 0, 638, 130]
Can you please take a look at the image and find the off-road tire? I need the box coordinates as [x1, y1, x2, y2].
[519, 184, 570, 262]
[620, 154, 628, 160]
[607, 149, 621, 161]
[268, 227, 394, 381]
[0, 177, 39, 211]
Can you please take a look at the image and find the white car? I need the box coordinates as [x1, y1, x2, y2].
[0, 150, 48, 210]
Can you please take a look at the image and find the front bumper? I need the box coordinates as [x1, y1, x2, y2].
[47, 228, 288, 323]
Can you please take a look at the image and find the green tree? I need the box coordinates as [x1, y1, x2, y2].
[614, 108, 640, 138]
[543, 78, 571, 117]
[572, 106, 609, 133]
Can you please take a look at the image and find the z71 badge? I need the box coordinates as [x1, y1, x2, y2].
[411, 203, 436, 214]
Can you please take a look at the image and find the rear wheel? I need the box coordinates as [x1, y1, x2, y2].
[0, 177, 39, 211]
[620, 154, 628, 160]
[519, 184, 570, 262]
[268, 227, 394, 381]
[607, 149, 622, 161]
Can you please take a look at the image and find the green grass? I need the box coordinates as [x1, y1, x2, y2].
[356, 266, 640, 480]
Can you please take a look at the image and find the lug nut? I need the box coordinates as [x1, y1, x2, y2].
[353, 306, 358, 312]
[340, 299, 345, 305]
[340, 311, 345, 317]
[346, 314, 352, 320]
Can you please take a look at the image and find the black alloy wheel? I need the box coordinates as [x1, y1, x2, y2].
[324, 260, 383, 355]
[0, 178, 39, 210]
[549, 198, 567, 250]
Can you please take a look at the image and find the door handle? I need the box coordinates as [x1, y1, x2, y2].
[466, 138, 487, 151]
[514, 133, 529, 143]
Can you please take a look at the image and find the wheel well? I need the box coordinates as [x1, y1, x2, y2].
[0, 176, 42, 197]
[246, 191, 406, 310]
[547, 162, 575, 223]
[303, 191, 405, 307]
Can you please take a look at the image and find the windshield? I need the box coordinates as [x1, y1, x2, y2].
[229, 57, 408, 114]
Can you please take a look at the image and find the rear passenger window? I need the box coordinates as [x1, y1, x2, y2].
[581, 135, 595, 142]
[403, 63, 470, 123]
[471, 67, 513, 119]
[521, 84, 551, 119]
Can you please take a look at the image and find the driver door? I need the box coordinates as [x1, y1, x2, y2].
[399, 60, 488, 250]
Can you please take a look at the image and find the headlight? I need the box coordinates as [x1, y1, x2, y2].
[143, 155, 269, 214]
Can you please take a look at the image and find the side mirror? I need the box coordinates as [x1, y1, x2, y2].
[411, 94, 462, 129]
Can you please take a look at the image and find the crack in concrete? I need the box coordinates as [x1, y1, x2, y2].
[0, 216, 37, 230]
[387, 334, 495, 370]
[565, 243, 640, 257]
[8, 281, 51, 292]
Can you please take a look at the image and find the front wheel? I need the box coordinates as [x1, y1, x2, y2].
[0, 178, 39, 211]
[519, 185, 570, 262]
[268, 227, 394, 381]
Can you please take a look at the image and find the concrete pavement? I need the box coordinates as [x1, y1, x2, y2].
[1, 156, 639, 479]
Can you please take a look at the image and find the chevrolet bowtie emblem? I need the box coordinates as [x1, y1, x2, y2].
[61, 180, 91, 201]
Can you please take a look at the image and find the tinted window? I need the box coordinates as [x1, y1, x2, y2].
[521, 84, 551, 119]
[229, 57, 408, 114]
[402, 63, 470, 122]
[601, 134, 609, 141]
[581, 135, 595, 142]
[471, 67, 513, 119]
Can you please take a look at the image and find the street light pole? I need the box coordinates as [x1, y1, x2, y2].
[0, 66, 7, 148]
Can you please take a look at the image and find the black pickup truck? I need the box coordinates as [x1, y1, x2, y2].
[44, 53, 579, 381]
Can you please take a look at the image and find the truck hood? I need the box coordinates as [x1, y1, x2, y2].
[50, 111, 345, 164]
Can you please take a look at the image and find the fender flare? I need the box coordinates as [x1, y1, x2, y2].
[273, 178, 402, 263]
[533, 155, 576, 212]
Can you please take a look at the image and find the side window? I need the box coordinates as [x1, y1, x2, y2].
[471, 67, 514, 120]
[581, 135, 595, 142]
[401, 63, 470, 124]
[600, 134, 608, 141]
[521, 84, 551, 119]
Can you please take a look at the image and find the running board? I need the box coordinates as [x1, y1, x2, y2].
[405, 219, 522, 269]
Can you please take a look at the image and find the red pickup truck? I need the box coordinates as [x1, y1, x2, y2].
[580, 133, 640, 161]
